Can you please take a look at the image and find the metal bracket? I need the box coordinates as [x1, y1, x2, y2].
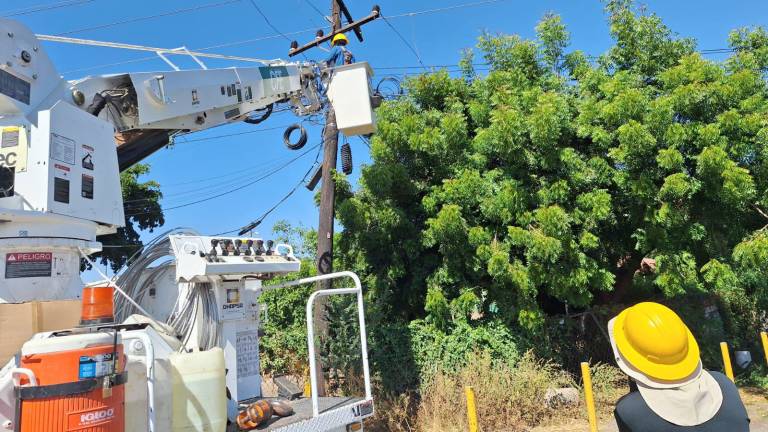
[155, 46, 209, 71]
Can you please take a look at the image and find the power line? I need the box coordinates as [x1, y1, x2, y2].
[248, 0, 293, 42]
[146, 155, 301, 200]
[56, 0, 242, 36]
[124, 143, 320, 216]
[59, 25, 322, 74]
[121, 139, 304, 205]
[2, 0, 95, 17]
[55, 0, 509, 74]
[172, 124, 294, 144]
[302, 0, 327, 20]
[381, 15, 427, 71]
[387, 0, 511, 19]
[162, 150, 298, 187]
[37, 34, 278, 64]
[214, 142, 323, 236]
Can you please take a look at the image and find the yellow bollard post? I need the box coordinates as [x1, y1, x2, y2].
[761, 332, 768, 367]
[720, 342, 735, 382]
[465, 386, 479, 432]
[580, 362, 598, 432]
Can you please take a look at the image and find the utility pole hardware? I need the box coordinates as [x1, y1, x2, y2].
[290, 0, 380, 398]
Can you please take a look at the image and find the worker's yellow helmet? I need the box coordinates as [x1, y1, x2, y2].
[332, 33, 349, 46]
[612, 302, 700, 382]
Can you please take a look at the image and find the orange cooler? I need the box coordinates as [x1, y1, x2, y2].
[17, 332, 126, 432]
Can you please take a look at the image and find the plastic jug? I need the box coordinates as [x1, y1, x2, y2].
[170, 348, 227, 432]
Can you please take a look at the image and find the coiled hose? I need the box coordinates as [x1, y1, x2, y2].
[112, 228, 219, 350]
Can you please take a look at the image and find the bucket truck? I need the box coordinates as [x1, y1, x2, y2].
[0, 17, 375, 432]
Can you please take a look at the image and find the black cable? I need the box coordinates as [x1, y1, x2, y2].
[226, 142, 323, 236]
[243, 104, 273, 124]
[381, 16, 428, 71]
[302, 0, 326, 19]
[55, 0, 242, 36]
[248, 0, 293, 42]
[341, 142, 353, 175]
[2, 0, 95, 17]
[124, 143, 320, 217]
[283, 124, 308, 150]
[173, 124, 294, 144]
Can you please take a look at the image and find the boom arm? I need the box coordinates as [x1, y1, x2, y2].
[70, 63, 322, 170]
[0, 17, 322, 171]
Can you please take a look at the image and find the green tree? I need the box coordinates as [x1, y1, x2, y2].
[337, 5, 768, 333]
[92, 163, 164, 271]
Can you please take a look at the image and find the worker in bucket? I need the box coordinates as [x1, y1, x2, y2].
[325, 33, 355, 67]
[609, 302, 749, 431]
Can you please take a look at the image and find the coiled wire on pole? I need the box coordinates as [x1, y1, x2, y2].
[341, 142, 353, 175]
[283, 124, 307, 150]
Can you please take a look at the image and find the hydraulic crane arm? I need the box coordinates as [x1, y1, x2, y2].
[0, 17, 322, 171]
[69, 62, 322, 170]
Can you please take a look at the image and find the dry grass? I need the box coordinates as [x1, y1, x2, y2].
[366, 391, 420, 432]
[417, 351, 577, 431]
[366, 352, 628, 432]
[588, 362, 628, 416]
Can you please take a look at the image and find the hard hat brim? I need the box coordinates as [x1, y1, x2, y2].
[612, 309, 700, 382]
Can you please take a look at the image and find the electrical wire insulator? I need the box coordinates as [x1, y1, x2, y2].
[283, 124, 308, 150]
[341, 142, 353, 175]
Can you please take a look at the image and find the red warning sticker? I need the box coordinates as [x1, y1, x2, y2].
[5, 252, 52, 279]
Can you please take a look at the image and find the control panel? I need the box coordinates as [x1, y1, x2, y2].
[169, 235, 300, 283]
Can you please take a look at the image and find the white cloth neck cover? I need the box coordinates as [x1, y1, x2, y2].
[608, 317, 723, 426]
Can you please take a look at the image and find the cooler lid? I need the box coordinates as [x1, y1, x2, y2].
[21, 331, 120, 355]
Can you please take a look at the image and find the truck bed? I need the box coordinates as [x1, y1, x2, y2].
[229, 396, 365, 431]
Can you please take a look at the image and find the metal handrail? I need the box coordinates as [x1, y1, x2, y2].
[265, 271, 372, 417]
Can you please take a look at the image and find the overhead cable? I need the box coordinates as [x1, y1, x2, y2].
[55, 0, 242, 36]
[247, 0, 293, 42]
[1, 0, 95, 17]
[58, 25, 322, 74]
[124, 143, 321, 216]
[36, 33, 279, 64]
[125, 153, 305, 203]
[386, 0, 511, 19]
[381, 16, 428, 71]
[302, 0, 327, 20]
[172, 124, 295, 144]
[53, 0, 510, 74]
[215, 142, 323, 236]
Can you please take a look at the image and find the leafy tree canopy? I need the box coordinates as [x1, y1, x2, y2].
[337, 1, 768, 331]
[92, 163, 164, 271]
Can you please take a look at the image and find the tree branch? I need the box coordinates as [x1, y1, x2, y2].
[752, 204, 768, 221]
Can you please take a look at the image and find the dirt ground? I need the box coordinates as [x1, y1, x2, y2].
[532, 388, 768, 432]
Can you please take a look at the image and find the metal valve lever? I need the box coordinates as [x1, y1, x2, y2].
[254, 240, 265, 255]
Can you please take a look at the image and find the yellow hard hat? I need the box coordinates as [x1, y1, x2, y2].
[332, 33, 349, 46]
[612, 302, 700, 382]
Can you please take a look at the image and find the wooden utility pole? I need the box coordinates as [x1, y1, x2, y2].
[289, 0, 380, 399]
[316, 0, 342, 291]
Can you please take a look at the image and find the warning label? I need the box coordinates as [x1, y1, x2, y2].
[78, 353, 116, 380]
[5, 252, 52, 279]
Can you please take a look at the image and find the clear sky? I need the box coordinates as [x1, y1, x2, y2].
[6, 0, 768, 277]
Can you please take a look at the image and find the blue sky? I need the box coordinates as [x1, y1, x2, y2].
[7, 0, 768, 276]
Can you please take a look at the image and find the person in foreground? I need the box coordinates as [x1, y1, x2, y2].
[609, 302, 750, 431]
